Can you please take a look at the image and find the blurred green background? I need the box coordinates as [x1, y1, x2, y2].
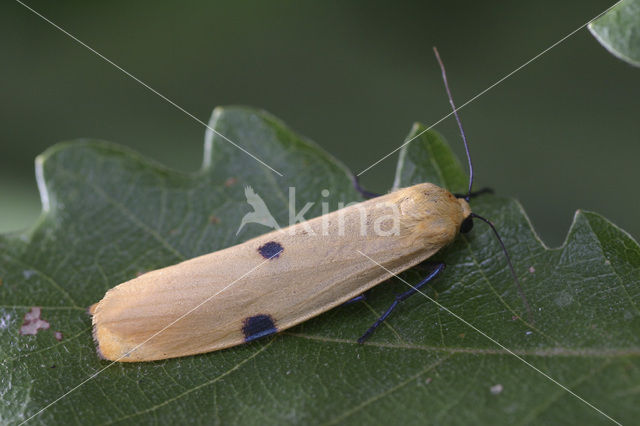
[1, 1, 638, 246]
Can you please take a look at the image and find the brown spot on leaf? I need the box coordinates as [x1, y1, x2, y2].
[209, 215, 220, 224]
[224, 177, 237, 187]
[19, 307, 50, 336]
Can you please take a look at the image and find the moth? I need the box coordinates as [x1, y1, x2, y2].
[91, 49, 529, 362]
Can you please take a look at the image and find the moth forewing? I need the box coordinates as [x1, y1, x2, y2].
[91, 183, 471, 361]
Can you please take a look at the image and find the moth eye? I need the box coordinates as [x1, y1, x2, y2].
[460, 216, 474, 234]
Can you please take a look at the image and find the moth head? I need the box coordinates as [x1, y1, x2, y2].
[460, 215, 474, 234]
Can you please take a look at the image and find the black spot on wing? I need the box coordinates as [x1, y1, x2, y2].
[242, 314, 277, 342]
[258, 241, 283, 259]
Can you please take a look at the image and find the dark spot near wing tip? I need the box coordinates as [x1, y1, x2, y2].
[242, 314, 277, 342]
[258, 241, 283, 259]
[19, 307, 50, 336]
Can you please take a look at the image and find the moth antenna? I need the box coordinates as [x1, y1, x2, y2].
[433, 47, 473, 201]
[471, 213, 534, 322]
[433, 49, 529, 319]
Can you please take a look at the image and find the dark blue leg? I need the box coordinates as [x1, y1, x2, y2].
[413, 260, 439, 271]
[343, 291, 368, 306]
[352, 176, 380, 199]
[357, 262, 445, 344]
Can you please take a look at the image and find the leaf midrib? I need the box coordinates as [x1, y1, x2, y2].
[284, 332, 640, 358]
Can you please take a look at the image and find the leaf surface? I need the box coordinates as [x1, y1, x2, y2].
[1, 108, 639, 425]
[589, 0, 640, 67]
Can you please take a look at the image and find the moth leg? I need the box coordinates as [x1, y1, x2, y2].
[357, 262, 445, 344]
[342, 291, 369, 306]
[454, 187, 494, 199]
[352, 176, 380, 199]
[412, 259, 440, 271]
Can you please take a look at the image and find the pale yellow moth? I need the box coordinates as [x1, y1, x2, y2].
[91, 48, 528, 362]
[92, 184, 472, 361]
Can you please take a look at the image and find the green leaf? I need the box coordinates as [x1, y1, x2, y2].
[589, 0, 640, 67]
[2, 108, 639, 425]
